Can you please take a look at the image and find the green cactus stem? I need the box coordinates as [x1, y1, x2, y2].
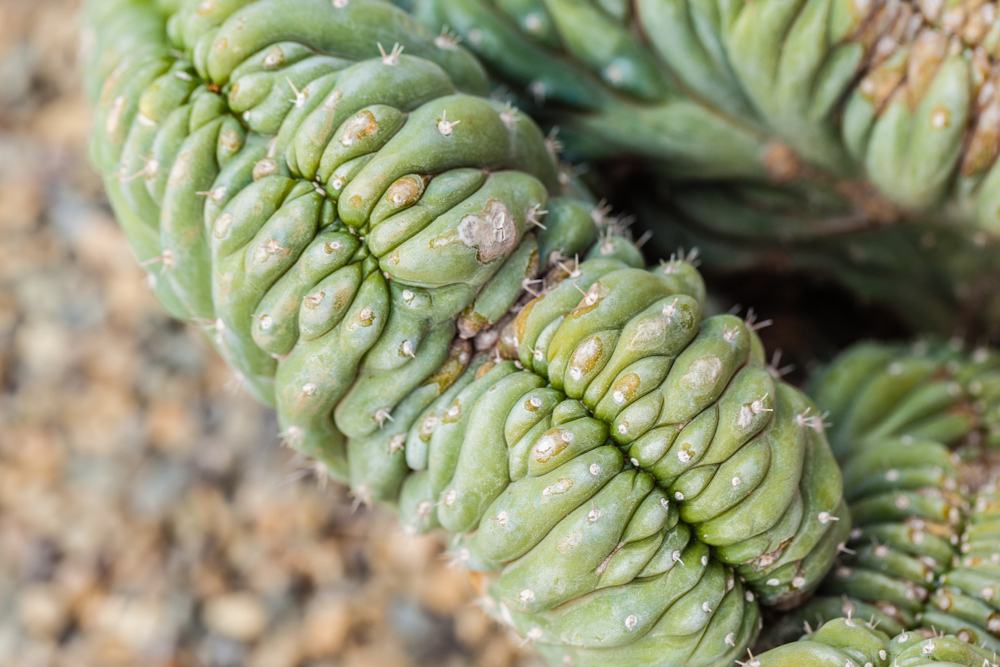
[83, 1, 849, 664]
[414, 0, 1000, 333]
[759, 340, 1000, 653]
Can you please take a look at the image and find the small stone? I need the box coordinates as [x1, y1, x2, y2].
[17, 584, 69, 639]
[301, 595, 352, 658]
[203, 592, 269, 642]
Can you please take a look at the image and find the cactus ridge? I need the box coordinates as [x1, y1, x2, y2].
[84, 0, 851, 663]
[757, 341, 1000, 655]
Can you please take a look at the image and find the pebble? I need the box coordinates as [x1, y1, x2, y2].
[17, 585, 68, 639]
[302, 594, 352, 658]
[203, 593, 270, 642]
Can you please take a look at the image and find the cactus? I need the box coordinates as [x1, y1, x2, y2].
[413, 0, 1000, 332]
[82, 0, 854, 663]
[757, 340, 1000, 653]
[414, 0, 1000, 232]
[752, 616, 1000, 666]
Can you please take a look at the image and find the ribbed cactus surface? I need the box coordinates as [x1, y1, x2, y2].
[416, 0, 1000, 230]
[758, 341, 1000, 655]
[754, 616, 1000, 666]
[83, 1, 854, 664]
[414, 0, 1000, 332]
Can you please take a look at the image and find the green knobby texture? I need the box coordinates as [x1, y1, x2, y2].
[84, 1, 848, 664]
[752, 616, 1000, 666]
[757, 340, 1000, 654]
[922, 484, 1000, 652]
[415, 0, 1000, 230]
[413, 0, 1000, 333]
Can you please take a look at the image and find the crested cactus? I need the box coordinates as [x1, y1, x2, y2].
[753, 616, 1000, 666]
[415, 0, 1000, 232]
[82, 0, 855, 663]
[413, 0, 1000, 332]
[759, 340, 1000, 653]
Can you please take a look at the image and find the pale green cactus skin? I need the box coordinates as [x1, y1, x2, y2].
[753, 616, 1000, 666]
[414, 0, 1000, 333]
[83, 1, 851, 663]
[415, 0, 1000, 232]
[758, 341, 1000, 654]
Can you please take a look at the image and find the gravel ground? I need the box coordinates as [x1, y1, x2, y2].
[0, 3, 543, 665]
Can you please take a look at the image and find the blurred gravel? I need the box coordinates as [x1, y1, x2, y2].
[0, 2, 543, 665]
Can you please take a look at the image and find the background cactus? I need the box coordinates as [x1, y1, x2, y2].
[412, 0, 1000, 333]
[82, 0, 859, 664]
[754, 616, 1000, 666]
[757, 340, 1000, 655]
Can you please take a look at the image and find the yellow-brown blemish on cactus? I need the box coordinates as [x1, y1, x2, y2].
[167, 149, 194, 188]
[324, 89, 343, 111]
[423, 341, 472, 393]
[556, 532, 583, 554]
[356, 307, 376, 327]
[612, 373, 642, 405]
[303, 291, 325, 309]
[858, 50, 908, 111]
[747, 539, 791, 573]
[570, 281, 609, 318]
[213, 212, 233, 239]
[457, 199, 519, 264]
[252, 158, 278, 181]
[418, 413, 438, 442]
[105, 95, 127, 141]
[328, 284, 356, 315]
[214, 37, 228, 53]
[339, 110, 378, 147]
[457, 308, 489, 339]
[262, 45, 285, 69]
[385, 175, 425, 209]
[99, 63, 127, 105]
[930, 104, 951, 129]
[441, 399, 463, 424]
[963, 100, 1000, 175]
[568, 336, 603, 381]
[219, 128, 242, 153]
[533, 429, 568, 463]
[906, 31, 947, 108]
[541, 477, 573, 502]
[514, 299, 536, 345]
[428, 199, 519, 263]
